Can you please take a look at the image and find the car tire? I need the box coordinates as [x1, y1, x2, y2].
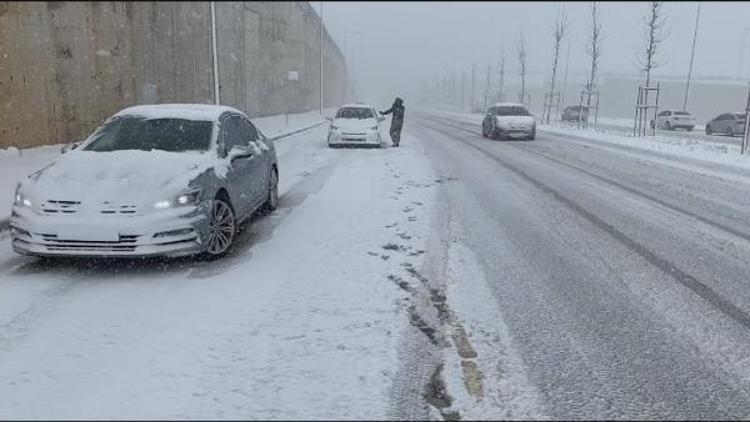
[650, 120, 655, 129]
[705, 125, 712, 135]
[260, 167, 279, 215]
[665, 121, 672, 130]
[202, 195, 237, 260]
[729, 126, 735, 137]
[481, 124, 487, 138]
[687, 126, 694, 132]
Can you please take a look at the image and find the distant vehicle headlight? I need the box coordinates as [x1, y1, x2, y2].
[154, 189, 202, 210]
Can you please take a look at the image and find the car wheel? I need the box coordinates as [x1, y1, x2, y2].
[687, 126, 694, 132]
[260, 167, 279, 214]
[729, 126, 735, 137]
[203, 196, 236, 259]
[528, 130, 536, 141]
[650, 120, 655, 129]
[481, 124, 488, 138]
[664, 121, 672, 130]
[705, 125, 712, 135]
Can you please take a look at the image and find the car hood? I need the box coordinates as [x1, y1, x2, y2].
[495, 115, 535, 126]
[23, 149, 218, 203]
[332, 117, 378, 131]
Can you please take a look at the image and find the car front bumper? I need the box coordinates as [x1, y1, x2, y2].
[9, 203, 211, 258]
[328, 130, 381, 147]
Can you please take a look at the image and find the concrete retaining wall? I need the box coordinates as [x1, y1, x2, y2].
[0, 1, 346, 148]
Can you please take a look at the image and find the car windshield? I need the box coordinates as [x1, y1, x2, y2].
[734, 113, 747, 120]
[674, 111, 691, 116]
[494, 106, 531, 116]
[83, 116, 214, 152]
[335, 107, 374, 119]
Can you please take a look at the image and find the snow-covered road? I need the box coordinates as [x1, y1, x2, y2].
[6, 109, 750, 419]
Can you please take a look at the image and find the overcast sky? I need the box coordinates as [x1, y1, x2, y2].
[311, 1, 750, 106]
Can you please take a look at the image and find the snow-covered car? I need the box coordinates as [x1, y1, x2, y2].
[705, 112, 747, 137]
[10, 104, 279, 259]
[561, 105, 584, 122]
[481, 103, 536, 140]
[327, 104, 385, 148]
[650, 110, 695, 131]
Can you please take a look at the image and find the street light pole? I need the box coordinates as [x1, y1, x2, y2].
[319, 1, 324, 115]
[683, 2, 700, 111]
[210, 1, 220, 105]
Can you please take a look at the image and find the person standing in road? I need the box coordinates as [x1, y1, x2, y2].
[380, 97, 405, 147]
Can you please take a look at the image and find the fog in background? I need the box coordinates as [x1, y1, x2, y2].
[312, 1, 750, 109]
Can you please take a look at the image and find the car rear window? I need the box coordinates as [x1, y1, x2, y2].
[734, 113, 747, 120]
[83, 116, 214, 152]
[674, 111, 691, 116]
[493, 106, 531, 116]
[335, 107, 374, 119]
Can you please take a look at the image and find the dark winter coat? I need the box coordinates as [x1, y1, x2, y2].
[381, 98, 405, 127]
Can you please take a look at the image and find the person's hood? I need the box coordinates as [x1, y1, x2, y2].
[331, 117, 379, 132]
[494, 115, 535, 126]
[21, 149, 218, 205]
[395, 98, 403, 106]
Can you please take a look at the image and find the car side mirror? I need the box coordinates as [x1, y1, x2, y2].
[61, 141, 82, 154]
[229, 146, 253, 162]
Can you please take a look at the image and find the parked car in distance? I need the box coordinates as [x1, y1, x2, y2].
[561, 105, 584, 122]
[482, 103, 536, 140]
[705, 112, 747, 137]
[327, 104, 384, 148]
[650, 110, 695, 131]
[10, 104, 279, 259]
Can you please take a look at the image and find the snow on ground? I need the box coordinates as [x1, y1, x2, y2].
[0, 108, 336, 222]
[0, 125, 442, 419]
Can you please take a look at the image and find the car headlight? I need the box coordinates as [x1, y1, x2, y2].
[154, 189, 202, 210]
[369, 126, 378, 131]
[14, 184, 32, 208]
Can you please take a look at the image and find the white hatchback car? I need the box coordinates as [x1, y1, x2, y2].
[651, 110, 696, 131]
[327, 104, 385, 148]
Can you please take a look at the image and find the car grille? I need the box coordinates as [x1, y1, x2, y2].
[342, 137, 365, 142]
[39, 234, 140, 252]
[40, 200, 139, 215]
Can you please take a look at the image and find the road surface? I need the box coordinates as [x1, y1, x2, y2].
[4, 111, 750, 419]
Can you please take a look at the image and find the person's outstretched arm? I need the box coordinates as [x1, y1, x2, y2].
[380, 105, 394, 115]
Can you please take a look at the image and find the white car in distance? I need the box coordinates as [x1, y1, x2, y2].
[327, 104, 385, 148]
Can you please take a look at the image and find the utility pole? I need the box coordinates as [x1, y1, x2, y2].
[683, 2, 700, 111]
[210, 1, 220, 105]
[319, 1, 324, 115]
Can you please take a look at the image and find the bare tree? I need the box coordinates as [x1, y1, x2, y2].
[545, 10, 568, 123]
[461, 69, 466, 112]
[639, 1, 667, 89]
[497, 44, 506, 102]
[484, 62, 491, 111]
[470, 62, 477, 112]
[585, 1, 603, 117]
[517, 31, 527, 105]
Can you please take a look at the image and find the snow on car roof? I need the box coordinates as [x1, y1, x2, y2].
[338, 103, 374, 109]
[114, 104, 247, 121]
[490, 102, 527, 108]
